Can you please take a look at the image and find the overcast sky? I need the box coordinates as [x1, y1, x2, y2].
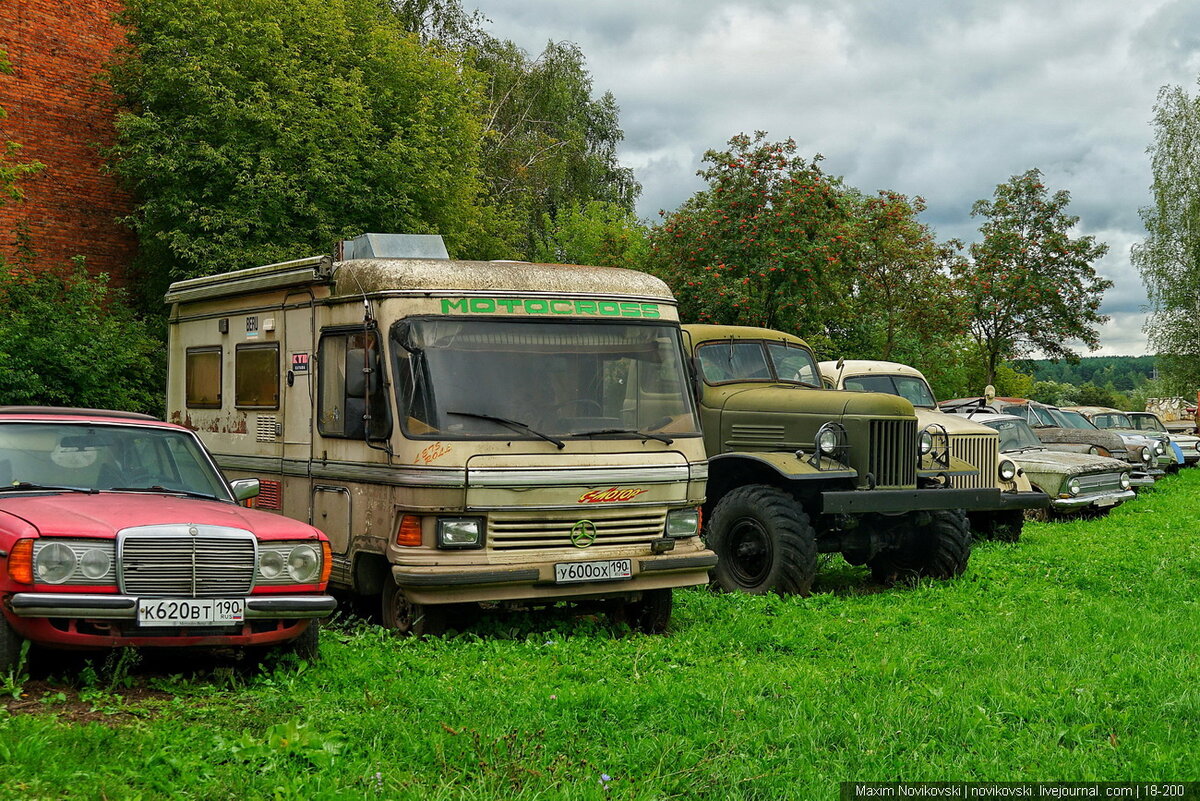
[470, 0, 1200, 357]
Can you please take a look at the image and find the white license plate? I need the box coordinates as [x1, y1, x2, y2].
[554, 559, 633, 584]
[1094, 496, 1119, 507]
[137, 598, 245, 626]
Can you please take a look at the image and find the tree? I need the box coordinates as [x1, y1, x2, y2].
[1133, 83, 1200, 393]
[0, 49, 43, 201]
[530, 200, 648, 270]
[953, 169, 1111, 386]
[106, 0, 494, 305]
[647, 132, 858, 345]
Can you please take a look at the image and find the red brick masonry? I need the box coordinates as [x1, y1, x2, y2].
[0, 0, 135, 283]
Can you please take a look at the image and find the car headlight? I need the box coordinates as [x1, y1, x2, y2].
[998, 460, 1017, 481]
[817, 427, 840, 456]
[1140, 447, 1153, 464]
[1154, 441, 1166, 456]
[666, 508, 700, 538]
[1088, 445, 1111, 457]
[437, 517, 485, 549]
[1067, 478, 1082, 496]
[36, 541, 76, 584]
[918, 430, 934, 455]
[286, 544, 321, 582]
[79, 548, 112, 580]
[1119, 472, 1131, 490]
[258, 541, 326, 584]
[259, 549, 285, 579]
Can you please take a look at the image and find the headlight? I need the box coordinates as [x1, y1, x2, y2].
[437, 517, 484, 549]
[79, 548, 112, 580]
[998, 460, 1017, 481]
[1088, 445, 1111, 457]
[1154, 441, 1166, 456]
[1067, 478, 1082, 496]
[918, 430, 934, 455]
[1140, 447, 1153, 464]
[286, 544, 320, 582]
[260, 549, 285, 579]
[1119, 472, 1131, 490]
[666, 508, 700, 538]
[36, 542, 76, 584]
[817, 427, 840, 456]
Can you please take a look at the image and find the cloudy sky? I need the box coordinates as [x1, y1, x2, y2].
[470, 0, 1200, 356]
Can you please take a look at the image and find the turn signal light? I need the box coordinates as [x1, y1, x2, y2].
[395, 515, 423, 547]
[8, 539, 34, 584]
[319, 540, 332, 585]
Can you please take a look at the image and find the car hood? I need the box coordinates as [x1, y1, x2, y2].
[1006, 449, 1128, 477]
[0, 492, 322, 541]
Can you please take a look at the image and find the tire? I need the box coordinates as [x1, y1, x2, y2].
[614, 589, 673, 634]
[381, 581, 447, 637]
[0, 612, 22, 674]
[869, 509, 972, 584]
[968, 510, 1023, 542]
[707, 485, 818, 595]
[283, 620, 321, 661]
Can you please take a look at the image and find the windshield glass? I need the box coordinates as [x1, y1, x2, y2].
[982, 418, 1044, 452]
[391, 319, 701, 439]
[697, 340, 820, 386]
[1093, 412, 1134, 429]
[1055, 409, 1098, 430]
[0, 422, 231, 497]
[842, 374, 937, 408]
[1129, 413, 1166, 432]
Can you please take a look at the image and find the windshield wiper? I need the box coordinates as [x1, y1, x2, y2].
[108, 486, 222, 501]
[570, 427, 674, 445]
[446, 411, 565, 450]
[0, 482, 99, 494]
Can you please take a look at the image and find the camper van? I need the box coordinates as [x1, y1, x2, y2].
[165, 235, 715, 635]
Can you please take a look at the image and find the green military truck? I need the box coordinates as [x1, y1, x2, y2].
[683, 325, 1008, 594]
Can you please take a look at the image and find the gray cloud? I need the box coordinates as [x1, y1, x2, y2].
[472, 0, 1200, 355]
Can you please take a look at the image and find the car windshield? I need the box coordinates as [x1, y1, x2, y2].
[842, 374, 937, 408]
[1054, 409, 1099, 430]
[391, 319, 701, 439]
[1129, 413, 1166, 432]
[697, 340, 821, 387]
[0, 422, 232, 498]
[982, 418, 1044, 452]
[1092, 412, 1134, 429]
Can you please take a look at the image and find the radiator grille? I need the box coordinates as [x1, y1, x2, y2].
[951, 434, 999, 489]
[1076, 472, 1122, 495]
[489, 510, 666, 550]
[869, 419, 917, 487]
[119, 526, 256, 597]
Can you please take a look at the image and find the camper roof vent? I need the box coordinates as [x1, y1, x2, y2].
[339, 233, 449, 260]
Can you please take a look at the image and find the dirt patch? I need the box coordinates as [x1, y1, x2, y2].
[3, 680, 174, 725]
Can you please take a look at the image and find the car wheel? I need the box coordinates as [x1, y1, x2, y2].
[283, 620, 321, 661]
[869, 509, 972, 584]
[0, 613, 23, 674]
[707, 485, 818, 595]
[381, 581, 446, 637]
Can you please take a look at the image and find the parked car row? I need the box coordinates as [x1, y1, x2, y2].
[0, 240, 1178, 670]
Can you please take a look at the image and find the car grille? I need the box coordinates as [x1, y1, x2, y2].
[1077, 472, 1123, 495]
[118, 525, 257, 597]
[869, 419, 917, 488]
[951, 434, 999, 490]
[488, 510, 666, 550]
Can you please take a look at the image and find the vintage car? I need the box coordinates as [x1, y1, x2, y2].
[0, 407, 336, 671]
[1127, 411, 1200, 467]
[1066, 406, 1185, 472]
[941, 396, 1159, 486]
[962, 413, 1134, 517]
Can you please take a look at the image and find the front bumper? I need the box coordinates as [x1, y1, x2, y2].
[993, 490, 1050, 511]
[9, 593, 336, 620]
[820, 487, 1001, 515]
[1050, 489, 1136, 511]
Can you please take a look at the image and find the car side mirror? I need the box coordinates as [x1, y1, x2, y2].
[230, 478, 260, 502]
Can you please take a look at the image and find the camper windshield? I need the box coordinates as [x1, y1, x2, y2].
[391, 319, 701, 440]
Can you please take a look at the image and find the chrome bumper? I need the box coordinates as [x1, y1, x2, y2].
[1050, 489, 1136, 511]
[8, 593, 336, 620]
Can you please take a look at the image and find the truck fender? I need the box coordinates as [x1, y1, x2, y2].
[708, 451, 857, 482]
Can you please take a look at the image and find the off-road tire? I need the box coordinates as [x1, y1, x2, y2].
[707, 485, 818, 595]
[614, 588, 673, 634]
[968, 510, 1023, 543]
[382, 581, 447, 637]
[283, 621, 321, 661]
[0, 613, 22, 674]
[869, 509, 972, 584]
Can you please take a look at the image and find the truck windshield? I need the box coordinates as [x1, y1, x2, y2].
[391, 319, 701, 440]
[0, 422, 232, 498]
[842, 374, 937, 408]
[982, 418, 1044, 453]
[696, 340, 821, 386]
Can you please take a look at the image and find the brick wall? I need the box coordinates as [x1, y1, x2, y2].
[0, 0, 136, 284]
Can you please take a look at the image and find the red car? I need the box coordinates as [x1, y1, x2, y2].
[0, 407, 335, 670]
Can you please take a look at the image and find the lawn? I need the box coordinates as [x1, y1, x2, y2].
[3, 471, 1200, 800]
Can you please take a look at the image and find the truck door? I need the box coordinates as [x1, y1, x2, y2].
[282, 294, 316, 523]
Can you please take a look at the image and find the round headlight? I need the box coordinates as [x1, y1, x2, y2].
[817, 427, 839, 456]
[998, 460, 1017, 481]
[260, 549, 285, 579]
[1154, 441, 1166, 456]
[1067, 478, 1082, 496]
[286, 545, 320, 582]
[36, 542, 77, 584]
[1141, 447, 1153, 464]
[79, 548, 111, 580]
[1119, 472, 1131, 490]
[918, 430, 934, 455]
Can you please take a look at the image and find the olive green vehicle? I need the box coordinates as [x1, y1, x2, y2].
[683, 325, 1013, 593]
[165, 235, 715, 635]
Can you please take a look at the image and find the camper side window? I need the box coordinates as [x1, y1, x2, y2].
[318, 330, 391, 440]
[235, 343, 280, 409]
[186, 347, 222, 408]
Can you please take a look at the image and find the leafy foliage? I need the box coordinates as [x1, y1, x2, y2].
[0, 49, 43, 202]
[954, 168, 1111, 384]
[1134, 84, 1200, 393]
[106, 0, 493, 303]
[529, 200, 648, 269]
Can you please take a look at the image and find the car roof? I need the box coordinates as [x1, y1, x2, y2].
[1062, 406, 1121, 416]
[0, 406, 170, 428]
[816, 360, 926, 380]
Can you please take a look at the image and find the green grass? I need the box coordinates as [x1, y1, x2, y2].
[5, 472, 1200, 799]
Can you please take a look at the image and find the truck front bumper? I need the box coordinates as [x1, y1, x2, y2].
[9, 593, 336, 619]
[992, 490, 1050, 511]
[820, 487, 1002, 515]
